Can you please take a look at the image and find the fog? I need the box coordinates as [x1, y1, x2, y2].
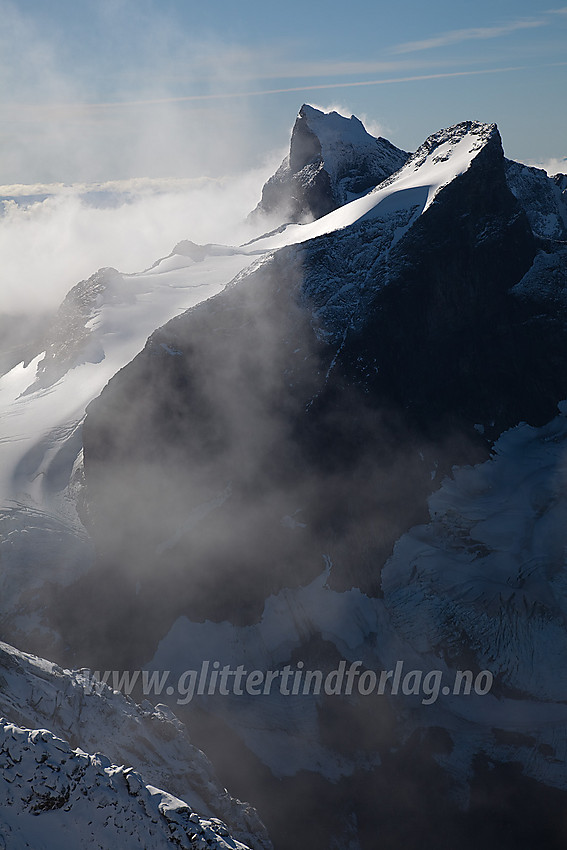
[0, 2, 407, 322]
[0, 162, 281, 315]
[0, 0, 283, 180]
[1, 4, 541, 848]
[0, 0, 293, 315]
[54, 228, 487, 850]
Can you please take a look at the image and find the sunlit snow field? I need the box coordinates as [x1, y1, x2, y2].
[0, 165, 280, 315]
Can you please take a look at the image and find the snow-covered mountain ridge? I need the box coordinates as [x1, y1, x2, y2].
[252, 104, 408, 222]
[0, 112, 516, 655]
[0, 640, 270, 849]
[73, 110, 567, 847]
[1, 104, 567, 849]
[0, 719, 250, 850]
[247, 119, 500, 255]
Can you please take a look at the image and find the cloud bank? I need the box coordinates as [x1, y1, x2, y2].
[0, 161, 279, 315]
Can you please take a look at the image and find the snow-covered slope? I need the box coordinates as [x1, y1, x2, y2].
[0, 119, 503, 656]
[0, 720, 251, 850]
[0, 641, 270, 850]
[2, 106, 567, 849]
[382, 404, 567, 703]
[247, 120, 499, 253]
[378, 403, 567, 794]
[0, 252, 257, 652]
[74, 111, 567, 847]
[0, 253, 252, 510]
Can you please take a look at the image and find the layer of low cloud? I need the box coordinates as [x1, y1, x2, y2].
[0, 0, 276, 185]
[0, 160, 279, 315]
[1, 0, 563, 197]
[0, 0, 562, 320]
[528, 156, 567, 176]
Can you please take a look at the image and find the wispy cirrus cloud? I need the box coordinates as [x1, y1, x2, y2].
[0, 65, 531, 115]
[391, 19, 544, 54]
[234, 57, 436, 81]
[1, 0, 564, 187]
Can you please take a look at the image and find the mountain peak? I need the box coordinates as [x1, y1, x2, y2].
[406, 120, 500, 171]
[246, 118, 508, 257]
[293, 104, 377, 164]
[252, 105, 408, 223]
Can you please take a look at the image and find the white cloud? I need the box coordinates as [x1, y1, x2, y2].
[0, 177, 219, 199]
[392, 20, 544, 54]
[0, 1, 279, 185]
[0, 158, 279, 315]
[246, 58, 437, 80]
[527, 156, 567, 176]
[307, 101, 354, 118]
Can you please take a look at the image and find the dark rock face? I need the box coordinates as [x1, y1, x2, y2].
[71, 123, 546, 649]
[59, 119, 567, 850]
[505, 159, 567, 240]
[25, 267, 134, 391]
[252, 104, 408, 223]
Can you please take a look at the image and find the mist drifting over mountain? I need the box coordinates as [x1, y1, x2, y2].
[0, 93, 567, 850]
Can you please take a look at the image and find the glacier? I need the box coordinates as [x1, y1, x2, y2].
[1, 103, 567, 849]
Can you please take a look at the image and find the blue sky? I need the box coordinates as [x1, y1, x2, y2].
[0, 0, 566, 183]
